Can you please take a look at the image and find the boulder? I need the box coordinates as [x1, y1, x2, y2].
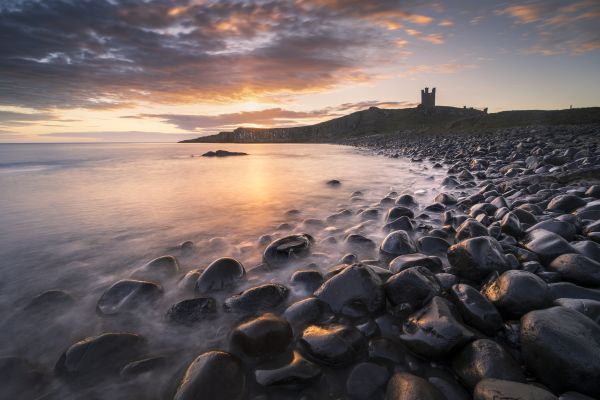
[131, 255, 179, 282]
[195, 257, 245, 294]
[385, 372, 445, 400]
[450, 284, 503, 335]
[447, 237, 510, 281]
[255, 351, 321, 387]
[299, 324, 366, 367]
[482, 270, 549, 319]
[166, 297, 216, 326]
[474, 379, 557, 400]
[224, 283, 289, 315]
[548, 254, 600, 287]
[230, 313, 292, 358]
[263, 234, 313, 266]
[96, 279, 163, 316]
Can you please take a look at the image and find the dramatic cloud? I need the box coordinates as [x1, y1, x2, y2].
[496, 0, 600, 55]
[0, 0, 444, 110]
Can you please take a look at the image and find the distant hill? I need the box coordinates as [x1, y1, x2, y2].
[179, 106, 600, 143]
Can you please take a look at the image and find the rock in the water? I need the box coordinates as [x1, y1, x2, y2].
[314, 263, 384, 318]
[284, 297, 333, 334]
[389, 253, 443, 273]
[386, 206, 415, 221]
[418, 236, 450, 256]
[299, 324, 366, 367]
[447, 237, 509, 281]
[399, 296, 475, 358]
[522, 229, 575, 264]
[290, 269, 324, 293]
[166, 297, 216, 326]
[326, 179, 341, 186]
[385, 267, 441, 315]
[230, 313, 292, 358]
[548, 253, 600, 287]
[173, 351, 245, 400]
[120, 356, 167, 378]
[452, 339, 525, 389]
[385, 372, 445, 400]
[482, 270, 549, 319]
[474, 379, 557, 400]
[521, 306, 600, 397]
[225, 283, 289, 315]
[202, 150, 248, 157]
[96, 279, 163, 316]
[23, 289, 75, 314]
[346, 362, 390, 399]
[255, 351, 321, 387]
[263, 234, 313, 266]
[195, 257, 245, 294]
[131, 255, 180, 282]
[450, 284, 503, 335]
[55, 333, 146, 380]
[380, 230, 417, 262]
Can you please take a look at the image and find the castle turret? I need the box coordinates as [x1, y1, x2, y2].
[420, 87, 436, 109]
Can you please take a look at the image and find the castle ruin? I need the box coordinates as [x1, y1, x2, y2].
[420, 87, 436, 108]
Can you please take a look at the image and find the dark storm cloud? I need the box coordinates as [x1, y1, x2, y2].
[0, 0, 421, 110]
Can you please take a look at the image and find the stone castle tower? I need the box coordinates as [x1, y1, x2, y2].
[420, 87, 436, 108]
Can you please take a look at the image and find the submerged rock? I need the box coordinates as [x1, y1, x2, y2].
[131, 255, 180, 282]
[173, 351, 245, 400]
[263, 234, 313, 266]
[195, 257, 245, 294]
[166, 297, 216, 326]
[97, 279, 163, 316]
[202, 150, 248, 157]
[224, 283, 289, 315]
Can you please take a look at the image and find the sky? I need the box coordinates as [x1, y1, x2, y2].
[0, 0, 599, 142]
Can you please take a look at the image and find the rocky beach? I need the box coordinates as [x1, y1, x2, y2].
[2, 123, 599, 400]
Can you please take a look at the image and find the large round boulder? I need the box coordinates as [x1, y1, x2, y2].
[96, 279, 163, 316]
[195, 257, 245, 294]
[385, 267, 441, 315]
[166, 297, 216, 326]
[482, 270, 549, 319]
[314, 263, 384, 318]
[450, 284, 503, 335]
[263, 234, 313, 266]
[380, 230, 417, 262]
[548, 254, 600, 287]
[385, 372, 445, 400]
[224, 283, 289, 315]
[173, 351, 245, 400]
[521, 306, 600, 397]
[522, 230, 575, 265]
[447, 237, 509, 281]
[230, 313, 292, 358]
[131, 255, 180, 282]
[299, 324, 366, 367]
[474, 379, 557, 400]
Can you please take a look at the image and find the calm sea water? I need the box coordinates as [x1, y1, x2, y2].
[0, 143, 446, 397]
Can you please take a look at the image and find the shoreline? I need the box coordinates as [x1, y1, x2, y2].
[4, 124, 600, 399]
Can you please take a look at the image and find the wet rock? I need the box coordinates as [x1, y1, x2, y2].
[380, 230, 417, 262]
[482, 270, 549, 319]
[385, 267, 441, 315]
[527, 220, 577, 241]
[326, 179, 341, 186]
[450, 284, 503, 335]
[385, 372, 444, 400]
[299, 324, 366, 367]
[436, 273, 458, 291]
[359, 208, 380, 221]
[224, 283, 289, 315]
[166, 297, 216, 326]
[314, 263, 384, 318]
[131, 255, 180, 282]
[55, 333, 146, 380]
[571, 240, 600, 263]
[435, 193, 457, 205]
[97, 279, 163, 316]
[284, 297, 333, 334]
[548, 282, 600, 301]
[447, 237, 510, 281]
[23, 289, 75, 314]
[345, 234, 376, 249]
[230, 313, 292, 358]
[178, 269, 202, 292]
[173, 351, 245, 400]
[501, 212, 523, 238]
[548, 253, 600, 286]
[346, 362, 390, 399]
[340, 253, 359, 264]
[399, 296, 475, 358]
[522, 229, 575, 264]
[384, 216, 415, 233]
[0, 357, 49, 399]
[255, 351, 321, 387]
[202, 150, 247, 157]
[120, 356, 167, 378]
[195, 257, 245, 294]
[396, 194, 417, 206]
[546, 194, 586, 213]
[389, 253, 443, 273]
[387, 206, 414, 221]
[474, 379, 557, 400]
[263, 234, 313, 266]
[290, 269, 324, 293]
[553, 298, 600, 324]
[452, 339, 525, 389]
[455, 219, 489, 241]
[513, 208, 538, 225]
[521, 307, 600, 397]
[417, 236, 450, 256]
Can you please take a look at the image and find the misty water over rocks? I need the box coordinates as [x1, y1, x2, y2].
[2, 125, 600, 400]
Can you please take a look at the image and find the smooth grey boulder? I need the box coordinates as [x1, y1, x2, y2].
[548, 282, 600, 301]
[447, 236, 509, 281]
[224, 283, 289, 315]
[380, 230, 417, 262]
[284, 297, 333, 335]
[521, 307, 600, 397]
[230, 313, 292, 358]
[97, 279, 163, 316]
[482, 270, 549, 319]
[255, 351, 321, 387]
[346, 362, 390, 399]
[452, 339, 525, 389]
[548, 253, 600, 287]
[314, 263, 384, 318]
[299, 324, 366, 367]
[385, 267, 441, 314]
[474, 379, 557, 400]
[55, 333, 146, 380]
[399, 296, 475, 358]
[385, 372, 444, 400]
[263, 234, 313, 266]
[522, 229, 575, 264]
[195, 257, 245, 294]
[166, 297, 216, 326]
[553, 298, 600, 324]
[546, 194, 586, 213]
[173, 351, 245, 400]
[450, 284, 503, 335]
[389, 253, 443, 273]
[131, 255, 180, 282]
